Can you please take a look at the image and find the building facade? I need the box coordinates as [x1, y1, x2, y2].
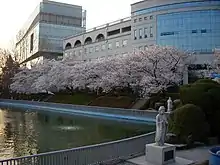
[16, 0, 86, 68]
[64, 0, 220, 64]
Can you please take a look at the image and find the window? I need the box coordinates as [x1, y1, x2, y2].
[134, 19, 137, 23]
[201, 29, 207, 33]
[192, 30, 197, 33]
[134, 30, 137, 40]
[122, 26, 131, 33]
[107, 29, 120, 36]
[144, 28, 148, 38]
[85, 48, 88, 54]
[150, 15, 153, 19]
[144, 16, 148, 20]
[79, 50, 82, 55]
[139, 28, 142, 39]
[122, 52, 128, 56]
[144, 45, 148, 51]
[101, 44, 106, 50]
[150, 26, 153, 37]
[95, 46, 99, 52]
[122, 39, 128, 46]
[108, 43, 112, 49]
[139, 46, 143, 51]
[89, 47, 93, 53]
[30, 33, 34, 52]
[116, 41, 120, 48]
[139, 18, 142, 22]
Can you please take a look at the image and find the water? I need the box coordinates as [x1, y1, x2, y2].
[0, 107, 155, 160]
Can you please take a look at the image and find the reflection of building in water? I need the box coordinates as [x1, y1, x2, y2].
[0, 109, 14, 160]
[0, 109, 39, 159]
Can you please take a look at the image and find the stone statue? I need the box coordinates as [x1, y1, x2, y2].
[155, 106, 168, 146]
[167, 97, 173, 112]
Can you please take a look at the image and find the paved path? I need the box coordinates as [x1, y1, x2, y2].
[116, 146, 213, 165]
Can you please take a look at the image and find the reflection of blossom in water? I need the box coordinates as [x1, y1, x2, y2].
[55, 126, 83, 131]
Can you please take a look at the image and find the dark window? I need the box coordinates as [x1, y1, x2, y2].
[139, 18, 142, 21]
[30, 33, 34, 52]
[122, 26, 131, 33]
[150, 15, 153, 19]
[134, 19, 137, 23]
[192, 30, 197, 33]
[144, 16, 148, 20]
[201, 29, 207, 33]
[160, 32, 175, 36]
[107, 29, 120, 36]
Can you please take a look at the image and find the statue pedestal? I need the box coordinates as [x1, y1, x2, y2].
[146, 143, 176, 165]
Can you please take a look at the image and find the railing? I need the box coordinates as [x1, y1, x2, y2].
[0, 99, 157, 123]
[0, 132, 155, 165]
[64, 16, 131, 40]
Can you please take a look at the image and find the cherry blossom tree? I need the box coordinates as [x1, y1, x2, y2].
[10, 45, 189, 97]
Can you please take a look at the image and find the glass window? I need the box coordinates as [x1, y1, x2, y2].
[101, 44, 106, 50]
[134, 30, 137, 40]
[108, 43, 112, 49]
[150, 15, 153, 20]
[144, 45, 148, 51]
[134, 19, 137, 23]
[85, 48, 88, 54]
[144, 28, 148, 38]
[139, 28, 143, 39]
[150, 26, 153, 37]
[116, 41, 120, 48]
[95, 46, 99, 52]
[144, 16, 148, 20]
[79, 49, 82, 55]
[89, 47, 93, 53]
[156, 10, 220, 53]
[139, 18, 142, 22]
[122, 39, 128, 46]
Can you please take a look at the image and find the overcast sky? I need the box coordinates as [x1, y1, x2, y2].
[0, 0, 140, 48]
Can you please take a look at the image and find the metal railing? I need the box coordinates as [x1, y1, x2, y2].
[64, 16, 131, 40]
[0, 132, 155, 165]
[0, 99, 157, 123]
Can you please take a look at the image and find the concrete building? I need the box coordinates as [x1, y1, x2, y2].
[16, 0, 86, 68]
[64, 0, 220, 64]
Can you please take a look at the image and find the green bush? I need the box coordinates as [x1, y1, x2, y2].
[180, 79, 220, 137]
[169, 104, 209, 143]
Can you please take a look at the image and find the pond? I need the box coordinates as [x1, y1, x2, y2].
[0, 107, 155, 160]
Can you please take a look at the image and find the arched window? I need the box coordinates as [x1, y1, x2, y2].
[74, 40, 82, 47]
[65, 43, 72, 49]
[96, 34, 105, 42]
[84, 37, 92, 45]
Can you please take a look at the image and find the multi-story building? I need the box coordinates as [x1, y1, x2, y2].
[64, 0, 220, 65]
[16, 0, 86, 68]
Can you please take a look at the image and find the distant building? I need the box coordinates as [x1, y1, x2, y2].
[16, 0, 86, 68]
[63, 0, 220, 65]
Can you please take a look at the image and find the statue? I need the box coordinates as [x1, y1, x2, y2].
[167, 97, 173, 112]
[155, 106, 168, 146]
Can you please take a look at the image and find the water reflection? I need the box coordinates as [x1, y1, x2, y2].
[0, 108, 155, 160]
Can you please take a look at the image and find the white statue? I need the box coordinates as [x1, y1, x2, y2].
[155, 106, 168, 146]
[167, 97, 173, 112]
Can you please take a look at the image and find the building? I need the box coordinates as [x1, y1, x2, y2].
[63, 0, 220, 64]
[16, 0, 86, 68]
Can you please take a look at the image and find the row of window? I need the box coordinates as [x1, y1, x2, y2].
[132, 1, 220, 16]
[71, 39, 128, 55]
[134, 27, 153, 40]
[134, 15, 153, 23]
[160, 29, 209, 36]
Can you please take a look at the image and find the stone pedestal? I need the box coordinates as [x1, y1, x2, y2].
[146, 143, 176, 165]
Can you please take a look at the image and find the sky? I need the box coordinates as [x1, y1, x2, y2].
[0, 0, 140, 49]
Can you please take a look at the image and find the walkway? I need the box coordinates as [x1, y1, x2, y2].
[116, 146, 212, 165]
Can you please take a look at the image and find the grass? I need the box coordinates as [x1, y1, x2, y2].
[47, 93, 96, 105]
[88, 96, 135, 109]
